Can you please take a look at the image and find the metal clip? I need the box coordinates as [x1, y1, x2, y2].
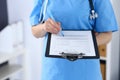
[60, 52, 85, 61]
[90, 10, 98, 20]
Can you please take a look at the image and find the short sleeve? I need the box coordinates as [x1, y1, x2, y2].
[30, 0, 43, 26]
[94, 0, 118, 32]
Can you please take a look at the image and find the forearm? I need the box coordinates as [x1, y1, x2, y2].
[96, 32, 112, 46]
[31, 18, 61, 38]
[32, 24, 47, 38]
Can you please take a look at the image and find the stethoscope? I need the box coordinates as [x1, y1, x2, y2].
[89, 0, 98, 20]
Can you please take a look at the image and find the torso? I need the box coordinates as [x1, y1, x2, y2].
[41, 0, 102, 80]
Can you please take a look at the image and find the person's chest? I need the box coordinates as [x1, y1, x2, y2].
[47, 0, 91, 18]
[44, 0, 95, 29]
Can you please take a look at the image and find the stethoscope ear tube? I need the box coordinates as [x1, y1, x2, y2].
[89, 0, 98, 20]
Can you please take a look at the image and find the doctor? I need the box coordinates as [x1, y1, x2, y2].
[30, 0, 118, 80]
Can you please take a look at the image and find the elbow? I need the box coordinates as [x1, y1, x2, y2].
[96, 31, 112, 46]
[106, 32, 112, 44]
[102, 32, 112, 45]
[107, 32, 112, 43]
[103, 32, 112, 44]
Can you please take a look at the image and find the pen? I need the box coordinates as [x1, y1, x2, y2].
[59, 30, 64, 37]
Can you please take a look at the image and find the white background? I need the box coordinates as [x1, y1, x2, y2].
[7, 0, 43, 80]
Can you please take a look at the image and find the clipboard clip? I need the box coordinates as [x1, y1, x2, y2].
[59, 52, 85, 61]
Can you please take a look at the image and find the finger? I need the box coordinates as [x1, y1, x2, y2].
[56, 22, 61, 30]
[47, 18, 57, 27]
[45, 21, 59, 34]
[47, 18, 56, 25]
[57, 22, 60, 25]
[47, 20, 59, 32]
[47, 18, 61, 31]
[48, 24, 59, 34]
[47, 27, 58, 34]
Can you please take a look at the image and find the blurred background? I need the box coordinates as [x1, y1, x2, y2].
[0, 0, 120, 80]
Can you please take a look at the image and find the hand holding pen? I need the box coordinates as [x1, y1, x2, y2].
[43, 18, 64, 36]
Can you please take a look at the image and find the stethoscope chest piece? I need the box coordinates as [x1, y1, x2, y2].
[90, 10, 98, 20]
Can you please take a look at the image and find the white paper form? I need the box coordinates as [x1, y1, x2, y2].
[49, 31, 96, 57]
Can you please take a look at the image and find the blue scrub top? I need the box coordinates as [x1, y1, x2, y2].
[30, 0, 118, 80]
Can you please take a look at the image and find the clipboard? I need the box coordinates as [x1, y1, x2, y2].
[45, 30, 99, 61]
